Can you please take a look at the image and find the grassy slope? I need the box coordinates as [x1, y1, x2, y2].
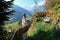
[4, 18, 60, 40]
[4, 22, 19, 31]
[4, 17, 31, 31]
[26, 18, 60, 40]
[3, 22, 19, 40]
[5, 22, 18, 27]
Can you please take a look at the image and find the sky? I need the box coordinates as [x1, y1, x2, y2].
[5, 0, 45, 10]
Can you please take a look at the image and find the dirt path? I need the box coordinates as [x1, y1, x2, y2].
[11, 21, 32, 40]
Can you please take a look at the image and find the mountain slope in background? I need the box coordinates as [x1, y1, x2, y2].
[8, 4, 45, 22]
[9, 5, 33, 22]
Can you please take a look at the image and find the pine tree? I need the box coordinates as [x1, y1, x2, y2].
[0, 0, 14, 40]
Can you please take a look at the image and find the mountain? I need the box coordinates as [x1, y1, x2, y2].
[7, 4, 45, 23]
[9, 5, 33, 22]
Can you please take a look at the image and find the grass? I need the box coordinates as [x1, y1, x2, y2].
[3, 22, 19, 40]
[4, 22, 18, 28]
[4, 22, 19, 32]
[4, 17, 31, 29]
[26, 18, 60, 40]
[4, 17, 60, 40]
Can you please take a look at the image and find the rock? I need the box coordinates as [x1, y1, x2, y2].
[44, 17, 51, 23]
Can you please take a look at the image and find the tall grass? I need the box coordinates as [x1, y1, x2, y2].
[26, 18, 60, 40]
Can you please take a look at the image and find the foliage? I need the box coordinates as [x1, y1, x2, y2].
[0, 0, 14, 40]
[4, 22, 19, 40]
[1, 0, 60, 40]
[27, 27, 60, 40]
[4, 22, 19, 31]
[26, 0, 60, 39]
[34, 11, 46, 18]
[26, 17, 60, 40]
[46, 0, 60, 19]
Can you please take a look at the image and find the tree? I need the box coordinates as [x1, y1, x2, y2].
[0, 0, 14, 40]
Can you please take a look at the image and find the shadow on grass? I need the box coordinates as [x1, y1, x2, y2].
[26, 27, 60, 40]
